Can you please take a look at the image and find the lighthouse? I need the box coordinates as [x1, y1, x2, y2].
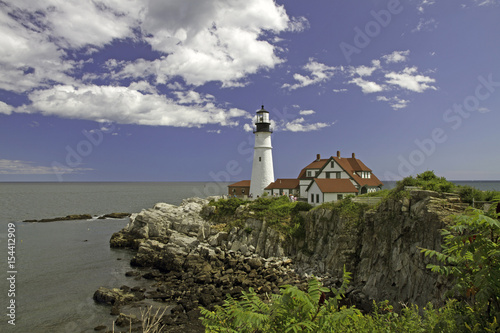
[249, 105, 274, 197]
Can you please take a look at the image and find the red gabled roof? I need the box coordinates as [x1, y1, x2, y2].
[297, 159, 329, 179]
[352, 173, 383, 187]
[228, 180, 251, 187]
[312, 178, 358, 193]
[265, 178, 300, 190]
[332, 156, 383, 187]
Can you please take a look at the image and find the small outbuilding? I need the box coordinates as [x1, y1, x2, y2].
[265, 178, 300, 196]
[227, 180, 251, 198]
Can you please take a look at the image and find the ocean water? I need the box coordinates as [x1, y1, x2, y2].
[0, 180, 498, 332]
[382, 180, 500, 191]
[0, 182, 230, 333]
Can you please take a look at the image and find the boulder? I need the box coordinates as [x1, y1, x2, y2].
[93, 287, 137, 306]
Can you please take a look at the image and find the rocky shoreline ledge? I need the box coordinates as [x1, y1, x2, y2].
[92, 190, 467, 332]
[23, 212, 130, 222]
[92, 197, 316, 332]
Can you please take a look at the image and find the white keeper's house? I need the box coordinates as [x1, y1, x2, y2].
[298, 151, 383, 205]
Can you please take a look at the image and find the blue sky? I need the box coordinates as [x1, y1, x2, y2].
[1, 0, 499, 182]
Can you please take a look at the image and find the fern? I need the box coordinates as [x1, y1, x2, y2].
[420, 209, 500, 321]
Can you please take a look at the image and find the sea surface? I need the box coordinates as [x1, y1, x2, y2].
[0, 182, 230, 333]
[0, 180, 499, 332]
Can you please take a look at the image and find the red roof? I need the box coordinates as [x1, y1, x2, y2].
[312, 178, 358, 193]
[265, 178, 300, 190]
[297, 153, 383, 188]
[297, 159, 329, 179]
[228, 180, 251, 187]
[332, 156, 383, 187]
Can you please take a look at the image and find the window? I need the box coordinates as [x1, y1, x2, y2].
[331, 161, 334, 168]
[242, 189, 245, 193]
[259, 157, 261, 162]
[311, 193, 314, 202]
[307, 170, 312, 177]
[337, 194, 343, 200]
[326, 172, 331, 179]
[316, 194, 320, 203]
[336, 172, 341, 179]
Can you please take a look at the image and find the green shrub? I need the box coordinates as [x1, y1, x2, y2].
[393, 171, 456, 194]
[209, 197, 247, 219]
[420, 209, 500, 323]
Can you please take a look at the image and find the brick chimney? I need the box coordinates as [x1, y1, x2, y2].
[316, 154, 321, 161]
[352, 152, 356, 158]
[337, 150, 341, 158]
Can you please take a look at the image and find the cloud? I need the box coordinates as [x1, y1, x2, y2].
[0, 101, 14, 115]
[0, 0, 143, 93]
[299, 110, 315, 115]
[417, 0, 436, 13]
[116, 0, 292, 87]
[286, 16, 310, 32]
[385, 67, 437, 92]
[282, 58, 336, 90]
[282, 118, 332, 132]
[349, 77, 384, 94]
[16, 85, 249, 127]
[341, 53, 436, 107]
[0, 0, 295, 93]
[376, 96, 410, 110]
[382, 50, 410, 63]
[473, 0, 499, 6]
[243, 123, 253, 132]
[333, 88, 348, 93]
[412, 18, 438, 33]
[0, 159, 92, 174]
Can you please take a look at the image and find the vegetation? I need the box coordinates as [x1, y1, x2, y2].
[392, 170, 456, 194]
[312, 196, 369, 226]
[420, 209, 500, 327]
[201, 210, 500, 332]
[457, 186, 500, 205]
[200, 172, 500, 332]
[200, 265, 500, 332]
[208, 196, 312, 237]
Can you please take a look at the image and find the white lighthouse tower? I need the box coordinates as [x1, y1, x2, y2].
[250, 105, 274, 197]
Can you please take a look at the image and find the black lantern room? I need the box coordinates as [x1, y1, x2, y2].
[254, 105, 272, 133]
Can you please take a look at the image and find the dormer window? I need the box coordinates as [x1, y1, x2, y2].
[360, 171, 371, 179]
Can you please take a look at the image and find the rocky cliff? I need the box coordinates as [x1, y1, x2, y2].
[105, 189, 468, 328]
[292, 190, 467, 310]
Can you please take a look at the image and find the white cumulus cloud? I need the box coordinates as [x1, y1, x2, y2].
[382, 50, 410, 63]
[282, 58, 336, 90]
[299, 110, 315, 115]
[282, 118, 332, 132]
[385, 67, 437, 92]
[349, 77, 384, 94]
[17, 85, 249, 127]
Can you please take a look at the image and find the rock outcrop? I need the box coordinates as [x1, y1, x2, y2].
[101, 189, 468, 330]
[292, 190, 467, 310]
